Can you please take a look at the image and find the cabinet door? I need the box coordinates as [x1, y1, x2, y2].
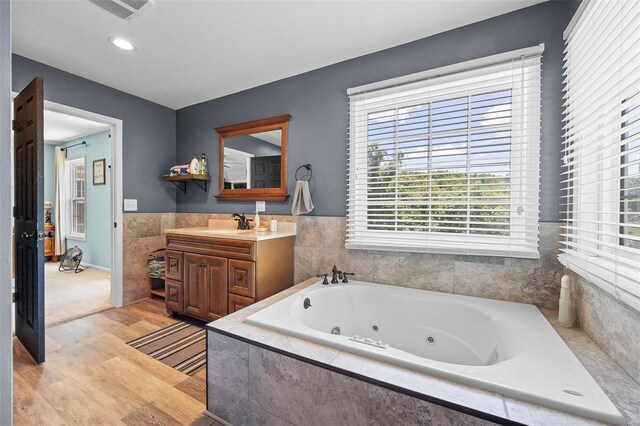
[165, 279, 183, 313]
[165, 250, 184, 281]
[228, 259, 256, 298]
[183, 253, 205, 318]
[203, 255, 228, 321]
[228, 293, 255, 314]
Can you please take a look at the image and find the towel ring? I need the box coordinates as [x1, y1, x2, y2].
[295, 164, 312, 181]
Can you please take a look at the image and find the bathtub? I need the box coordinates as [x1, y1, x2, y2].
[246, 280, 624, 425]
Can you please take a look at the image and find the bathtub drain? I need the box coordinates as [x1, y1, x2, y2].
[331, 327, 341, 335]
[563, 389, 584, 397]
[426, 336, 436, 345]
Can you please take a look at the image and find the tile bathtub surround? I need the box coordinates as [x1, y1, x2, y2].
[570, 272, 640, 386]
[206, 279, 640, 425]
[207, 330, 495, 426]
[122, 213, 176, 305]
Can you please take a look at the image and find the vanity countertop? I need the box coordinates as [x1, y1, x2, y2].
[165, 220, 296, 242]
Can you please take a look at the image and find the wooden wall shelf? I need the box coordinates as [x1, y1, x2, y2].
[163, 174, 211, 193]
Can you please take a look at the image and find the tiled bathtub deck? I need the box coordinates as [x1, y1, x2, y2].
[206, 279, 640, 426]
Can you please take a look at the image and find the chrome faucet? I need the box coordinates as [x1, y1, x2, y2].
[231, 213, 252, 230]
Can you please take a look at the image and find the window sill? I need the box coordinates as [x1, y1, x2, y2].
[66, 235, 86, 242]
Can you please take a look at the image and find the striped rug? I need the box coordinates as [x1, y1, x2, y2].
[127, 322, 206, 376]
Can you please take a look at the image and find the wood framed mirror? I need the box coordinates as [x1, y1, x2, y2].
[214, 114, 290, 201]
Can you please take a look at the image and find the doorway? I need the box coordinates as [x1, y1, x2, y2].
[43, 119, 113, 325]
[11, 96, 124, 328]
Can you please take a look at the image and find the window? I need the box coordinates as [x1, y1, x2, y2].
[67, 157, 86, 240]
[347, 46, 542, 258]
[560, 0, 640, 310]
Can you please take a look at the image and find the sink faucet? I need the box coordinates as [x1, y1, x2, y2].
[231, 213, 252, 230]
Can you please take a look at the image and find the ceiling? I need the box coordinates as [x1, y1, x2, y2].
[251, 130, 281, 147]
[44, 110, 110, 144]
[13, 0, 545, 110]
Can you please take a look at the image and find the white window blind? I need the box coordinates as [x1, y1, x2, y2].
[67, 157, 86, 240]
[560, 0, 640, 311]
[347, 46, 543, 258]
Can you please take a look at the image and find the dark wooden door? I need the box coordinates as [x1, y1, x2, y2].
[13, 77, 45, 363]
[203, 255, 228, 321]
[183, 253, 205, 318]
[251, 155, 281, 188]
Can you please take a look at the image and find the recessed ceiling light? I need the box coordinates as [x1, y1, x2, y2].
[108, 37, 136, 51]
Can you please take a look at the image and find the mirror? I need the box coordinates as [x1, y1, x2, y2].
[215, 114, 290, 201]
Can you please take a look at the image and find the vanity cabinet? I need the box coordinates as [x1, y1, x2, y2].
[164, 231, 294, 322]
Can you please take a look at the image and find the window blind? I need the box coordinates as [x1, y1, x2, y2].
[346, 46, 543, 258]
[560, 0, 640, 311]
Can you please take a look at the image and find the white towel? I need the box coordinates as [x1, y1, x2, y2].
[291, 180, 314, 215]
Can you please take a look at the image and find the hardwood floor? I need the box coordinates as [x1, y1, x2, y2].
[13, 299, 221, 426]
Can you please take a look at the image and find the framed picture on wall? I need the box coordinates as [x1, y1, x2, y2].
[93, 159, 106, 185]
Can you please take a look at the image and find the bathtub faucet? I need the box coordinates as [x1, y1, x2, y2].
[329, 265, 354, 284]
[339, 272, 355, 283]
[331, 265, 340, 284]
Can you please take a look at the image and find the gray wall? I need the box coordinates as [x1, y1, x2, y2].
[0, 0, 12, 423]
[176, 1, 578, 220]
[12, 54, 177, 213]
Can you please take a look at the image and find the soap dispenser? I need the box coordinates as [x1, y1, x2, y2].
[254, 210, 260, 228]
[558, 275, 575, 327]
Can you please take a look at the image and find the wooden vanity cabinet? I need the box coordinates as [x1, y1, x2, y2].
[164, 233, 294, 322]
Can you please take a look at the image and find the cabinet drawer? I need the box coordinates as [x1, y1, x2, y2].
[228, 259, 255, 298]
[228, 293, 254, 314]
[165, 279, 183, 312]
[165, 250, 183, 281]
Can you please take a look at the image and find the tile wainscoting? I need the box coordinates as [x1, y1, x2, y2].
[123, 213, 176, 305]
[175, 214, 565, 310]
[123, 213, 564, 310]
[571, 272, 640, 386]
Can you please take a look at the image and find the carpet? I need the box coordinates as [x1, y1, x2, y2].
[127, 321, 206, 376]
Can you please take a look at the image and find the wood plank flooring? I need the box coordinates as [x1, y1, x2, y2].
[13, 299, 221, 426]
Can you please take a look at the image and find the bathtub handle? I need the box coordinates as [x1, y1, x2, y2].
[316, 274, 329, 285]
[340, 272, 355, 283]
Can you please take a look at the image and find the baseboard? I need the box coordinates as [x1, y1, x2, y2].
[80, 263, 111, 273]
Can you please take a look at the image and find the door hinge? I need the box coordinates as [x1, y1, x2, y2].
[12, 292, 15, 303]
[114, 222, 117, 228]
[11, 120, 16, 131]
[13, 206, 17, 217]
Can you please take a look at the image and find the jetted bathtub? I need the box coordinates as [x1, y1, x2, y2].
[246, 280, 624, 425]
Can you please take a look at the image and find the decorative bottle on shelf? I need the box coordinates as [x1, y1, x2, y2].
[199, 153, 207, 176]
[189, 154, 199, 175]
